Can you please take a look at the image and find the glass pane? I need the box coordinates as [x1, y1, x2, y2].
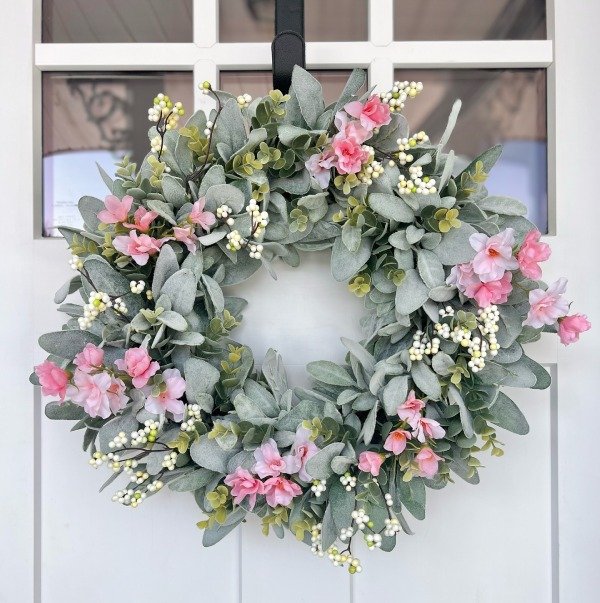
[395, 68, 547, 232]
[42, 72, 193, 237]
[394, 0, 546, 40]
[219, 0, 368, 42]
[219, 70, 360, 105]
[42, 0, 193, 43]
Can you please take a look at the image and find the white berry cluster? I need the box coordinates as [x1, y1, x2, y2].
[131, 420, 160, 446]
[339, 525, 354, 542]
[310, 523, 324, 557]
[340, 472, 357, 491]
[384, 517, 401, 537]
[69, 254, 83, 270]
[398, 165, 437, 195]
[236, 93, 252, 109]
[384, 492, 393, 507]
[89, 451, 138, 473]
[108, 432, 128, 449]
[351, 508, 370, 530]
[203, 119, 214, 137]
[147, 93, 184, 129]
[111, 477, 163, 508]
[146, 290, 153, 301]
[358, 153, 385, 185]
[150, 134, 162, 154]
[246, 200, 269, 239]
[216, 204, 233, 220]
[78, 291, 111, 329]
[226, 230, 243, 251]
[162, 451, 178, 471]
[129, 280, 146, 294]
[129, 470, 150, 485]
[365, 532, 383, 549]
[181, 404, 202, 432]
[113, 297, 128, 315]
[311, 479, 327, 497]
[409, 330, 440, 361]
[326, 546, 363, 574]
[248, 243, 264, 260]
[379, 80, 423, 112]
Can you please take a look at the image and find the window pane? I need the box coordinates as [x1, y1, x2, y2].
[219, 0, 368, 42]
[394, 0, 546, 41]
[220, 70, 360, 104]
[42, 72, 193, 237]
[395, 69, 547, 232]
[42, 0, 193, 43]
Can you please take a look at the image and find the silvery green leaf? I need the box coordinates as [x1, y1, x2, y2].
[243, 379, 280, 418]
[152, 244, 179, 300]
[439, 150, 455, 191]
[45, 401, 87, 421]
[331, 68, 367, 120]
[406, 225, 425, 245]
[371, 113, 409, 152]
[459, 144, 502, 179]
[83, 255, 130, 297]
[202, 508, 246, 547]
[382, 375, 409, 415]
[360, 401, 378, 445]
[184, 358, 220, 410]
[397, 477, 426, 520]
[368, 193, 413, 222]
[227, 450, 257, 474]
[412, 152, 432, 167]
[201, 274, 224, 313]
[395, 269, 428, 315]
[271, 169, 311, 196]
[428, 285, 457, 302]
[78, 196, 103, 232]
[431, 352, 454, 376]
[352, 392, 377, 411]
[525, 356, 551, 389]
[431, 223, 478, 265]
[388, 230, 410, 250]
[411, 362, 441, 400]
[157, 310, 188, 331]
[487, 391, 529, 434]
[213, 98, 247, 158]
[341, 337, 376, 375]
[291, 66, 325, 129]
[198, 164, 226, 196]
[329, 479, 356, 532]
[161, 269, 197, 315]
[98, 413, 139, 453]
[96, 162, 114, 192]
[320, 504, 337, 550]
[206, 183, 245, 214]
[198, 229, 227, 247]
[477, 195, 527, 216]
[39, 330, 101, 358]
[330, 236, 372, 282]
[54, 275, 81, 304]
[168, 468, 216, 492]
[261, 349, 288, 404]
[500, 215, 537, 240]
[417, 249, 446, 288]
[341, 221, 362, 252]
[305, 442, 345, 480]
[477, 361, 511, 385]
[190, 435, 239, 473]
[449, 450, 480, 484]
[233, 393, 275, 424]
[275, 399, 325, 431]
[494, 341, 523, 364]
[307, 360, 356, 387]
[161, 174, 188, 208]
[146, 198, 177, 225]
[331, 455, 354, 474]
[435, 99, 461, 170]
[497, 305, 524, 347]
[447, 384, 473, 438]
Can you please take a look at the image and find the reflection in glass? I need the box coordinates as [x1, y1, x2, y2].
[395, 69, 547, 232]
[42, 72, 193, 237]
[220, 71, 360, 105]
[219, 0, 368, 42]
[394, 0, 545, 41]
[42, 0, 193, 43]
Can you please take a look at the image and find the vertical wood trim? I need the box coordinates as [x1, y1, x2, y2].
[369, 0, 394, 47]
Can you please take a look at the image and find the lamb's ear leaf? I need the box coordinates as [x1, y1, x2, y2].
[201, 508, 247, 547]
[331, 236, 372, 282]
[39, 330, 101, 359]
[305, 442, 345, 480]
[291, 66, 325, 129]
[45, 401, 87, 421]
[486, 392, 529, 435]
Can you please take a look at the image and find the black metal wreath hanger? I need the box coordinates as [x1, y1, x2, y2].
[271, 0, 305, 94]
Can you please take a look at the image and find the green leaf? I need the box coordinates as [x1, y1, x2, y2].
[78, 196, 103, 232]
[477, 195, 527, 216]
[411, 361, 441, 400]
[157, 310, 188, 331]
[320, 503, 337, 549]
[184, 358, 220, 411]
[305, 442, 345, 480]
[486, 391, 529, 435]
[330, 236, 372, 282]
[291, 66, 324, 129]
[341, 337, 375, 375]
[447, 384, 473, 438]
[331, 69, 367, 119]
[39, 330, 101, 359]
[169, 468, 216, 492]
[190, 434, 239, 473]
[152, 244, 180, 300]
[98, 413, 139, 453]
[45, 401, 87, 421]
[170, 331, 205, 346]
[382, 375, 409, 415]
[205, 183, 245, 214]
[395, 269, 429, 315]
[146, 198, 177, 225]
[244, 379, 280, 418]
[341, 221, 362, 252]
[368, 193, 414, 222]
[417, 249, 446, 288]
[213, 99, 247, 159]
[360, 401, 378, 445]
[459, 145, 503, 179]
[431, 222, 478, 265]
[161, 269, 197, 315]
[202, 508, 246, 546]
[261, 349, 288, 404]
[275, 399, 325, 431]
[161, 174, 188, 208]
[397, 477, 426, 520]
[329, 479, 356, 532]
[307, 361, 356, 387]
[201, 274, 225, 313]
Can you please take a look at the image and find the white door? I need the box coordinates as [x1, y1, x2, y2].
[3, 0, 599, 601]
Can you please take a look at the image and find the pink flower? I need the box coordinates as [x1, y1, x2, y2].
[144, 368, 186, 420]
[224, 468, 265, 510]
[284, 426, 318, 482]
[263, 476, 302, 508]
[67, 370, 115, 419]
[253, 439, 288, 478]
[123, 207, 158, 233]
[413, 417, 446, 443]
[558, 314, 591, 345]
[173, 226, 199, 254]
[384, 429, 412, 455]
[524, 278, 570, 328]
[344, 95, 391, 131]
[469, 228, 519, 282]
[113, 231, 167, 266]
[415, 447, 443, 478]
[334, 111, 369, 143]
[517, 229, 551, 279]
[397, 390, 425, 426]
[73, 343, 104, 373]
[35, 360, 69, 400]
[97, 194, 133, 224]
[305, 149, 336, 189]
[332, 136, 369, 175]
[189, 198, 216, 232]
[114, 347, 160, 388]
[106, 377, 129, 414]
[464, 271, 513, 308]
[358, 451, 385, 476]
[446, 262, 478, 291]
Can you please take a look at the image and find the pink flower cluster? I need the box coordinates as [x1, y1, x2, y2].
[223, 427, 317, 510]
[305, 95, 391, 188]
[357, 390, 445, 480]
[35, 344, 187, 420]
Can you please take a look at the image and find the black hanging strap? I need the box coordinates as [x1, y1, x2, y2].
[272, 0, 305, 94]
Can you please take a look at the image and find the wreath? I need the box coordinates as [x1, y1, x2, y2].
[33, 67, 590, 574]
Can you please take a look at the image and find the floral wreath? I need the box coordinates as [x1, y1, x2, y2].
[33, 67, 590, 574]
